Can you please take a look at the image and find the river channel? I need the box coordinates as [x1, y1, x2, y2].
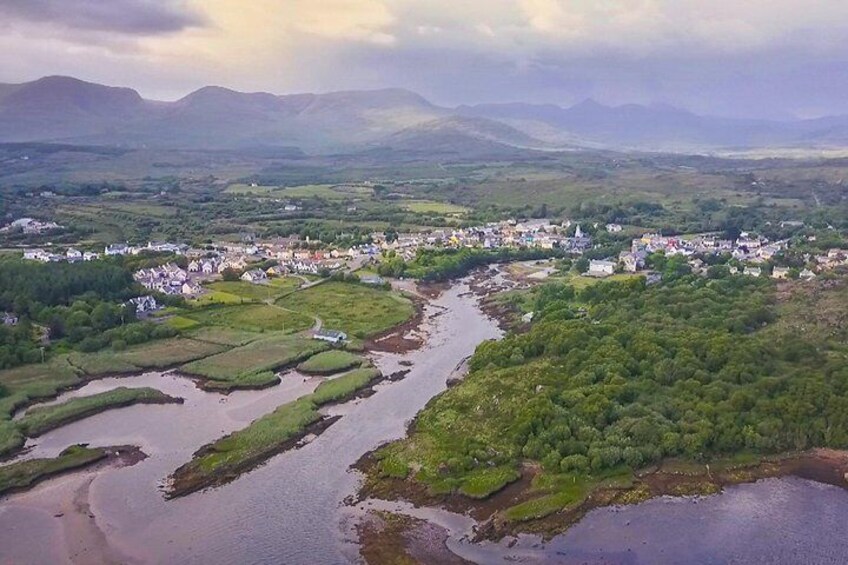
[0, 279, 501, 564]
[3, 277, 848, 564]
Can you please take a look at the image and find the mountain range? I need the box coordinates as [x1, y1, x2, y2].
[2, 75, 848, 156]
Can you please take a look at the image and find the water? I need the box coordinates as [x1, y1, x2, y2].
[4, 280, 848, 564]
[0, 281, 501, 564]
[443, 477, 848, 564]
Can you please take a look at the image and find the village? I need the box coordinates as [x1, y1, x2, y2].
[14, 216, 848, 300]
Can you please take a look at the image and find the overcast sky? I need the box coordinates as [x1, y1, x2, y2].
[1, 0, 847, 119]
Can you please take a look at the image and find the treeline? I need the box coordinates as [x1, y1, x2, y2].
[0, 259, 135, 314]
[391, 273, 848, 487]
[378, 247, 565, 281]
[0, 259, 173, 369]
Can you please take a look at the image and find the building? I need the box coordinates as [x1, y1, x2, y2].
[2, 312, 19, 326]
[772, 266, 791, 280]
[241, 269, 268, 283]
[619, 251, 646, 273]
[105, 243, 130, 256]
[360, 275, 385, 285]
[800, 268, 817, 281]
[127, 296, 159, 315]
[181, 282, 203, 295]
[744, 266, 762, 277]
[313, 329, 347, 344]
[606, 223, 623, 233]
[588, 260, 616, 277]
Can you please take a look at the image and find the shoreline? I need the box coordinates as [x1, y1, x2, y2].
[166, 366, 414, 499]
[352, 448, 848, 561]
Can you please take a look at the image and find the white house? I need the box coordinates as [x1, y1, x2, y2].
[744, 266, 762, 277]
[313, 329, 347, 344]
[181, 282, 203, 295]
[606, 223, 623, 233]
[241, 269, 268, 283]
[105, 243, 130, 256]
[2, 312, 19, 326]
[66, 248, 82, 261]
[588, 260, 616, 277]
[772, 266, 790, 279]
[83, 251, 100, 261]
[127, 296, 158, 315]
[800, 268, 817, 281]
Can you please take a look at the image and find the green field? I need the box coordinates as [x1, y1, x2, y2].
[17, 387, 181, 437]
[297, 350, 364, 375]
[69, 338, 228, 375]
[185, 326, 264, 347]
[278, 282, 414, 338]
[180, 334, 328, 391]
[308, 367, 381, 405]
[184, 304, 314, 334]
[205, 279, 302, 301]
[0, 445, 109, 496]
[404, 200, 470, 215]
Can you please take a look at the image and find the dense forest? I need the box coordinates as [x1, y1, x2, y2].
[0, 259, 174, 369]
[375, 272, 848, 494]
[378, 247, 566, 281]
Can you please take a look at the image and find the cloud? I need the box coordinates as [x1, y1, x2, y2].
[0, 0, 203, 35]
[3, 0, 848, 117]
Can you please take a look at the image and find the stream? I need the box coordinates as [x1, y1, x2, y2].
[0, 279, 501, 564]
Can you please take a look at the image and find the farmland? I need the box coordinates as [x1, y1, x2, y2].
[278, 282, 414, 338]
[180, 334, 329, 391]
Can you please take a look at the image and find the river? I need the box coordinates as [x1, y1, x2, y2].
[0, 279, 501, 564]
[3, 278, 848, 564]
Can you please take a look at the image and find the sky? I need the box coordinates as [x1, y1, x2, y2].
[1, 0, 848, 119]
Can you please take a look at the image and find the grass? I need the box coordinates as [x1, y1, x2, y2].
[297, 350, 364, 375]
[458, 467, 521, 499]
[168, 397, 322, 497]
[185, 304, 314, 334]
[17, 387, 181, 437]
[180, 334, 328, 391]
[503, 489, 585, 522]
[168, 366, 382, 497]
[404, 200, 470, 215]
[165, 316, 201, 331]
[185, 326, 263, 347]
[69, 338, 228, 375]
[206, 279, 301, 301]
[277, 282, 414, 339]
[307, 367, 381, 405]
[0, 445, 107, 496]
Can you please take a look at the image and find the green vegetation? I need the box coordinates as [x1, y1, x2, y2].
[0, 257, 171, 369]
[277, 282, 413, 338]
[204, 279, 301, 301]
[371, 274, 848, 520]
[69, 338, 228, 375]
[308, 367, 381, 405]
[0, 445, 108, 496]
[168, 397, 321, 496]
[186, 326, 263, 347]
[17, 387, 181, 437]
[180, 334, 328, 391]
[379, 247, 564, 281]
[404, 201, 470, 215]
[297, 350, 364, 375]
[169, 365, 382, 496]
[184, 304, 314, 334]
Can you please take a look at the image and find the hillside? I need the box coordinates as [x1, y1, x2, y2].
[4, 76, 848, 154]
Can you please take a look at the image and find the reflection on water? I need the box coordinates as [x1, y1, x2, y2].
[0, 281, 501, 564]
[441, 476, 848, 564]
